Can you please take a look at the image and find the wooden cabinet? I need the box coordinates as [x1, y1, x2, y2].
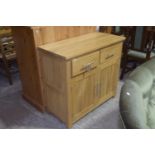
[38, 32, 125, 128]
[12, 26, 96, 111]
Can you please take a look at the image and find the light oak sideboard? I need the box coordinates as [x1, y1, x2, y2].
[12, 26, 96, 111]
[38, 32, 125, 128]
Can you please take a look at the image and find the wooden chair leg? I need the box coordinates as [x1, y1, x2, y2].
[120, 65, 125, 80]
[133, 61, 137, 69]
[120, 55, 127, 80]
[2, 58, 13, 85]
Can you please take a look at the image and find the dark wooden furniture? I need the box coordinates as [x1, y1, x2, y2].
[0, 28, 16, 85]
[100, 26, 155, 79]
[120, 26, 155, 79]
[99, 26, 124, 35]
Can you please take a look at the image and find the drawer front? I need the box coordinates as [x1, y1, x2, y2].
[100, 43, 122, 63]
[72, 52, 99, 77]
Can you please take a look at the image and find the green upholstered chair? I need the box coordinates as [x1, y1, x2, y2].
[120, 57, 155, 129]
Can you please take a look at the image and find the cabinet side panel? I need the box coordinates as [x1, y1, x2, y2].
[12, 27, 44, 111]
[40, 52, 68, 123]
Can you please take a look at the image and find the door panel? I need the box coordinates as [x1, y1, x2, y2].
[71, 69, 98, 120]
[70, 57, 120, 121]
[99, 59, 120, 102]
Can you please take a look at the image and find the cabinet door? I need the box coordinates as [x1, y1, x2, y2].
[99, 59, 120, 103]
[70, 69, 98, 121]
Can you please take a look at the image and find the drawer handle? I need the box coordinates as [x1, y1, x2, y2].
[82, 62, 94, 72]
[106, 54, 114, 59]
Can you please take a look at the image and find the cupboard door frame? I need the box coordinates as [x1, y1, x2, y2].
[70, 68, 99, 122]
[97, 58, 121, 105]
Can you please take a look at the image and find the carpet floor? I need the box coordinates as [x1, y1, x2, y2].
[0, 71, 124, 129]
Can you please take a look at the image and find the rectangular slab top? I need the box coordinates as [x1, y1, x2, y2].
[38, 32, 125, 60]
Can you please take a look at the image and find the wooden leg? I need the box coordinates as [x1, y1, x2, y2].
[66, 122, 72, 129]
[2, 58, 13, 85]
[120, 55, 127, 80]
[133, 61, 137, 69]
[66, 115, 72, 129]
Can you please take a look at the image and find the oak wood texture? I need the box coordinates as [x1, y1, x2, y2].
[39, 32, 125, 60]
[12, 26, 96, 111]
[38, 32, 125, 128]
[0, 29, 11, 38]
[99, 26, 113, 33]
[100, 43, 122, 63]
[72, 51, 99, 77]
[31, 26, 96, 46]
